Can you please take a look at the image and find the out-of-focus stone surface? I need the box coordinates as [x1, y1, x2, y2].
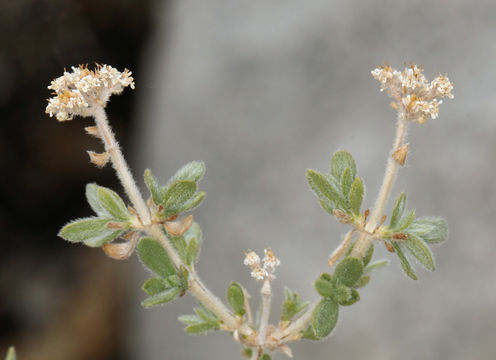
[135, 1, 496, 359]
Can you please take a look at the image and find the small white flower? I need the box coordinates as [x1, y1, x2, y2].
[46, 64, 135, 122]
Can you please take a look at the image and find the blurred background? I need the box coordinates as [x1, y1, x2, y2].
[1, 0, 496, 359]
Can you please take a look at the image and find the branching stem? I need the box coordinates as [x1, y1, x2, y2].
[93, 107, 253, 336]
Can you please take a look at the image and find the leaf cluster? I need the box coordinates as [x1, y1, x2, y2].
[384, 193, 448, 280]
[179, 303, 221, 334]
[144, 161, 205, 219]
[138, 237, 189, 308]
[307, 150, 365, 221]
[58, 184, 134, 247]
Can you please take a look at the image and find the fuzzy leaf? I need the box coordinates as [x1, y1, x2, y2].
[362, 244, 374, 267]
[86, 183, 110, 216]
[195, 303, 218, 322]
[301, 325, 320, 341]
[170, 235, 187, 262]
[339, 288, 360, 306]
[137, 237, 176, 278]
[333, 283, 351, 303]
[142, 287, 181, 308]
[259, 354, 271, 360]
[168, 161, 205, 185]
[365, 259, 389, 273]
[5, 347, 15, 360]
[331, 150, 357, 180]
[349, 177, 364, 216]
[58, 217, 122, 247]
[392, 242, 418, 280]
[312, 298, 339, 338]
[97, 187, 130, 221]
[306, 170, 343, 212]
[142, 278, 168, 296]
[144, 169, 164, 205]
[314, 273, 334, 298]
[390, 192, 407, 228]
[395, 209, 415, 231]
[281, 288, 308, 322]
[179, 191, 205, 213]
[184, 321, 220, 334]
[341, 167, 353, 197]
[184, 222, 202, 265]
[334, 257, 364, 287]
[163, 180, 197, 216]
[408, 218, 448, 244]
[404, 234, 435, 271]
[354, 275, 370, 288]
[227, 282, 245, 316]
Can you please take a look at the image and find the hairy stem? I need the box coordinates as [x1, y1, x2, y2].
[351, 114, 408, 258]
[93, 107, 252, 336]
[328, 230, 355, 268]
[258, 280, 272, 347]
[93, 106, 151, 225]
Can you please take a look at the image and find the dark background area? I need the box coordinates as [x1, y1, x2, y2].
[0, 1, 159, 358]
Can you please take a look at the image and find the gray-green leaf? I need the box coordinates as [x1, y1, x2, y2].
[392, 242, 418, 280]
[334, 257, 364, 287]
[184, 321, 220, 334]
[408, 217, 448, 244]
[365, 259, 389, 273]
[349, 177, 364, 216]
[314, 273, 334, 298]
[306, 170, 343, 212]
[281, 288, 308, 322]
[142, 278, 168, 296]
[341, 167, 353, 197]
[227, 282, 245, 316]
[163, 180, 197, 215]
[142, 287, 182, 308]
[168, 161, 205, 185]
[390, 192, 406, 228]
[404, 234, 435, 271]
[331, 150, 357, 180]
[86, 183, 110, 216]
[144, 169, 164, 205]
[97, 186, 130, 221]
[58, 217, 122, 247]
[312, 298, 339, 338]
[137, 237, 176, 278]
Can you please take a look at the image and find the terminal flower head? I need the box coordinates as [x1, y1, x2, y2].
[371, 62, 453, 124]
[46, 64, 135, 121]
[244, 248, 280, 281]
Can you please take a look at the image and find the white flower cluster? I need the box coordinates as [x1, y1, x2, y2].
[244, 248, 280, 281]
[46, 65, 135, 121]
[371, 63, 453, 124]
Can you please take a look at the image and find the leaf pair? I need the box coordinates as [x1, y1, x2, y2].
[388, 193, 448, 280]
[58, 184, 133, 247]
[179, 303, 221, 334]
[307, 150, 365, 220]
[144, 162, 206, 219]
[138, 237, 187, 308]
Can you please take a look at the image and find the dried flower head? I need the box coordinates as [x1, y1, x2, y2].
[46, 64, 135, 121]
[244, 248, 280, 281]
[371, 62, 453, 124]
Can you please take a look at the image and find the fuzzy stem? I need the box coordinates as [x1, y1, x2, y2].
[351, 114, 408, 258]
[258, 279, 272, 347]
[328, 230, 355, 268]
[93, 107, 252, 335]
[93, 106, 151, 225]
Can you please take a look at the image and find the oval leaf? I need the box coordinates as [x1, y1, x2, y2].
[341, 167, 353, 197]
[163, 180, 197, 215]
[169, 161, 205, 185]
[144, 169, 164, 205]
[334, 257, 364, 287]
[349, 177, 364, 216]
[86, 183, 109, 216]
[331, 150, 356, 180]
[404, 234, 435, 271]
[227, 282, 245, 316]
[142, 287, 181, 308]
[312, 298, 339, 339]
[97, 187, 130, 221]
[58, 217, 122, 247]
[306, 170, 343, 212]
[142, 278, 168, 296]
[137, 237, 176, 278]
[314, 273, 334, 298]
[408, 217, 448, 244]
